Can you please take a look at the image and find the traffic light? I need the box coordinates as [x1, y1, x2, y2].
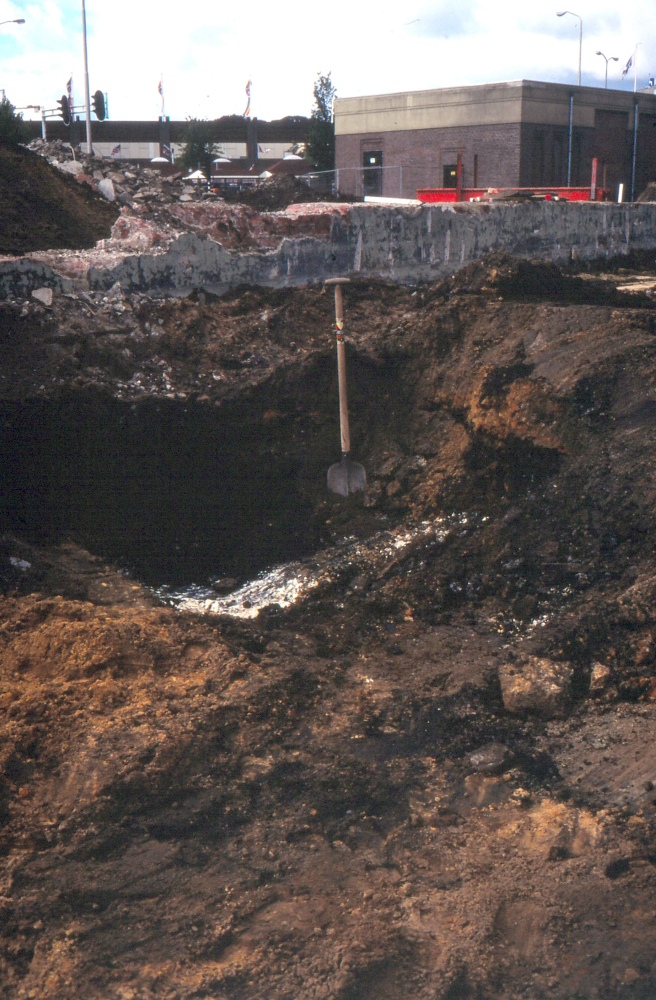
[92, 90, 105, 120]
[57, 95, 70, 125]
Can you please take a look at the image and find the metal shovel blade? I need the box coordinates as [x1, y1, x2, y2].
[327, 455, 367, 497]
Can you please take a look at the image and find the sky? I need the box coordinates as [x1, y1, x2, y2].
[0, 0, 654, 123]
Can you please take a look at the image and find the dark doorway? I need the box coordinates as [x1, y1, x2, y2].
[362, 150, 383, 196]
[443, 164, 458, 187]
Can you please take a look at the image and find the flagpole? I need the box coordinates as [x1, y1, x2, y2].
[634, 45, 638, 93]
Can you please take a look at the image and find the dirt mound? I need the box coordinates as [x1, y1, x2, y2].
[4, 254, 656, 998]
[0, 144, 118, 254]
[222, 173, 362, 212]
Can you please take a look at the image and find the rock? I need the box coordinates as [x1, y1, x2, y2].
[468, 742, 510, 774]
[97, 178, 116, 202]
[498, 656, 573, 718]
[104, 281, 123, 301]
[589, 661, 612, 693]
[59, 160, 85, 176]
[31, 287, 54, 307]
[108, 172, 125, 183]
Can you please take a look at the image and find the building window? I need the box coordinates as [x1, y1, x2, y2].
[362, 149, 383, 196]
[443, 164, 458, 187]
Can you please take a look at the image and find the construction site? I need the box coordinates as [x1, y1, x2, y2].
[3, 137, 656, 1000]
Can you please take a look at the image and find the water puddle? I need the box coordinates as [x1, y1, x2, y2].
[155, 514, 471, 619]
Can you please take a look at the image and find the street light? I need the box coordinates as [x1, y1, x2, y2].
[595, 50, 618, 89]
[81, 0, 92, 154]
[557, 11, 582, 87]
[0, 18, 25, 25]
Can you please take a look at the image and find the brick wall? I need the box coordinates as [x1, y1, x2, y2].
[335, 123, 523, 198]
[336, 115, 656, 200]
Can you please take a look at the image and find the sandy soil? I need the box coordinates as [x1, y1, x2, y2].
[2, 253, 656, 999]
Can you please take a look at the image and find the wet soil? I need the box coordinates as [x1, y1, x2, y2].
[0, 145, 118, 255]
[3, 253, 656, 998]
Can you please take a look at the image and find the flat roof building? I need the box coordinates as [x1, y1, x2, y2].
[334, 80, 656, 200]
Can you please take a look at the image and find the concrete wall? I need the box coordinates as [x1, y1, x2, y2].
[86, 202, 656, 296]
[2, 202, 656, 302]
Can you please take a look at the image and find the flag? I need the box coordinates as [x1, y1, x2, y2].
[66, 76, 72, 99]
[111, 143, 121, 157]
[650, 77, 655, 88]
[158, 76, 165, 116]
[161, 143, 171, 161]
[622, 54, 633, 79]
[243, 79, 252, 118]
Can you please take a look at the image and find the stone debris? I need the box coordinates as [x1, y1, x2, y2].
[97, 177, 115, 202]
[30, 286, 54, 306]
[498, 655, 573, 718]
[589, 660, 613, 692]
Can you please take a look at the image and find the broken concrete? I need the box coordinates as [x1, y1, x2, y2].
[1, 200, 655, 302]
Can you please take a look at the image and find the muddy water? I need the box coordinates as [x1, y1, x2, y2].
[156, 514, 475, 619]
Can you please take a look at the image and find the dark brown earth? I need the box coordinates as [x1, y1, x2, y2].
[3, 253, 656, 999]
[0, 145, 118, 255]
[220, 174, 362, 212]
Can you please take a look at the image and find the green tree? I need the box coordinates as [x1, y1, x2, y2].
[306, 72, 336, 172]
[0, 96, 29, 146]
[178, 118, 218, 177]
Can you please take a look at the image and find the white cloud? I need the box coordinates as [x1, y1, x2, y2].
[0, 0, 655, 124]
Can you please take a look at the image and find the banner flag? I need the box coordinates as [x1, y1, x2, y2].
[243, 79, 252, 118]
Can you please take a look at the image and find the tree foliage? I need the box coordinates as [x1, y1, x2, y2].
[178, 118, 218, 177]
[0, 96, 29, 146]
[306, 72, 336, 172]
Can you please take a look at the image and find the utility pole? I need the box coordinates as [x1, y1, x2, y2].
[81, 0, 92, 154]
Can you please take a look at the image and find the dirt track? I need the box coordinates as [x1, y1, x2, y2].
[3, 253, 656, 999]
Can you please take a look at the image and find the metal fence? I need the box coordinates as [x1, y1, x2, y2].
[300, 165, 445, 201]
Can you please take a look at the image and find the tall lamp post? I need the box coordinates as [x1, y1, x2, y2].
[0, 18, 25, 105]
[81, 0, 92, 155]
[557, 11, 582, 87]
[595, 51, 618, 89]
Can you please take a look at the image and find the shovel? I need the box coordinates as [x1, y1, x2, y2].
[325, 277, 367, 497]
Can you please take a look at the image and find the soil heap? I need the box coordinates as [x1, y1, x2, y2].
[0, 144, 118, 255]
[2, 252, 656, 999]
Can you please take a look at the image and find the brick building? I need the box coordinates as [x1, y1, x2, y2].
[334, 80, 656, 200]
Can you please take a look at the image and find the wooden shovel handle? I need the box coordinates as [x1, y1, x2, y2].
[334, 284, 350, 456]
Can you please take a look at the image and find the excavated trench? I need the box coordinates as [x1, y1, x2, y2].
[0, 350, 411, 592]
[6, 259, 656, 1000]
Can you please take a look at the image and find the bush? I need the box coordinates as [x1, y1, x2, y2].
[0, 96, 29, 146]
[178, 118, 218, 178]
[306, 73, 336, 173]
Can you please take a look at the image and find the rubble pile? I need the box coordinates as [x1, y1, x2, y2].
[21, 139, 351, 260]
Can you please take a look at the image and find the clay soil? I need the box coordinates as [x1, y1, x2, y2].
[0, 145, 118, 255]
[4, 253, 656, 999]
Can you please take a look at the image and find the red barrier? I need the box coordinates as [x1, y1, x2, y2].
[417, 187, 611, 203]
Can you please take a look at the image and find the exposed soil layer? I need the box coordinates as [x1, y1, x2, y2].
[3, 254, 656, 999]
[0, 145, 118, 254]
[220, 175, 362, 213]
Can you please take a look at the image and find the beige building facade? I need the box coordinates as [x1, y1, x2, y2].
[334, 80, 656, 199]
